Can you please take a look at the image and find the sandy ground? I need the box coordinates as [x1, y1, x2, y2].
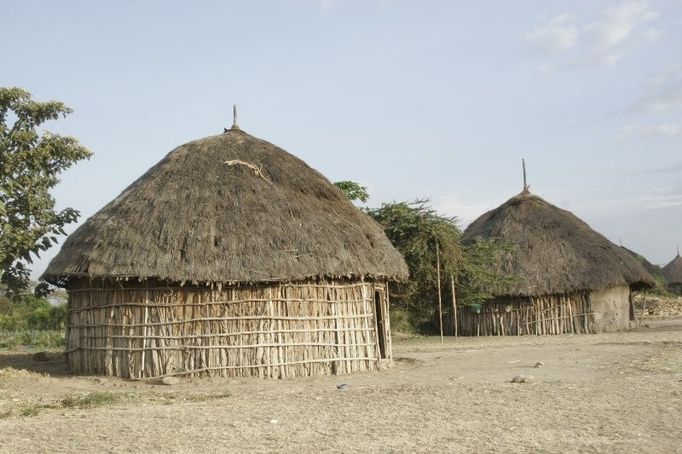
[1, 319, 681, 454]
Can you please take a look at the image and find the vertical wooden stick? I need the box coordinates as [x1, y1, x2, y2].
[450, 275, 458, 337]
[436, 239, 443, 343]
[638, 290, 647, 327]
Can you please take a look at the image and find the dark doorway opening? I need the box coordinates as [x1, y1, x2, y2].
[374, 291, 387, 359]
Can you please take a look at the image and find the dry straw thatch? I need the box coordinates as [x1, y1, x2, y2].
[42, 126, 407, 379]
[462, 192, 654, 297]
[662, 251, 682, 286]
[457, 191, 654, 336]
[621, 246, 662, 279]
[43, 128, 408, 285]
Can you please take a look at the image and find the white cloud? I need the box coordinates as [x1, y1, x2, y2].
[628, 65, 682, 113]
[621, 123, 682, 137]
[633, 85, 682, 112]
[637, 186, 682, 209]
[526, 1, 660, 67]
[525, 14, 579, 55]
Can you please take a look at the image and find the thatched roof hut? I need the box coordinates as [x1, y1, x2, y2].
[621, 246, 663, 281]
[459, 191, 653, 335]
[43, 123, 408, 379]
[662, 250, 682, 294]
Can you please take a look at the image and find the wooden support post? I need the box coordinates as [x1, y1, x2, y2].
[436, 239, 443, 343]
[450, 275, 458, 337]
[638, 291, 647, 327]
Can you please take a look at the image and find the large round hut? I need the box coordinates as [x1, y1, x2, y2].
[459, 190, 653, 336]
[661, 249, 682, 295]
[43, 120, 408, 379]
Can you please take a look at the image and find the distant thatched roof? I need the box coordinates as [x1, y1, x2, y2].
[43, 128, 408, 285]
[621, 246, 663, 280]
[662, 252, 682, 285]
[462, 193, 654, 297]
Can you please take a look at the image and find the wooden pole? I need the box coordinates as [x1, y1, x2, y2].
[638, 290, 647, 327]
[450, 275, 458, 337]
[436, 239, 443, 343]
[232, 105, 239, 129]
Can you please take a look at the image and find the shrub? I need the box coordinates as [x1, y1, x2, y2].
[0, 294, 66, 332]
[389, 308, 415, 336]
[0, 330, 65, 349]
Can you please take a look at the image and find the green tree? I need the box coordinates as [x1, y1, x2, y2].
[0, 87, 92, 300]
[367, 200, 463, 331]
[334, 180, 369, 203]
[367, 200, 515, 333]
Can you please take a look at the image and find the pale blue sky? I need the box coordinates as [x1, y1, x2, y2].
[2, 0, 681, 275]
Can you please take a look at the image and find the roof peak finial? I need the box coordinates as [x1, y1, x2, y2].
[521, 158, 530, 195]
[677, 245, 680, 257]
[232, 104, 240, 130]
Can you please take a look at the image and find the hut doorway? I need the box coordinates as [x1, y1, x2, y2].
[374, 290, 387, 359]
[629, 294, 635, 321]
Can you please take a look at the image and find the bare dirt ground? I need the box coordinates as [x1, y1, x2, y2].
[1, 319, 681, 454]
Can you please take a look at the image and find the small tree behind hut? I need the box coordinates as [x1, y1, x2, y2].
[334, 181, 369, 203]
[365, 200, 514, 334]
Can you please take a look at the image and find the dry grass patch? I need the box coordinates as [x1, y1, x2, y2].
[60, 392, 122, 409]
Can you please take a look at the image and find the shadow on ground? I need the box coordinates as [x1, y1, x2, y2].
[0, 351, 70, 376]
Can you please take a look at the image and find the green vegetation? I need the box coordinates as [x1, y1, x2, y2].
[334, 180, 369, 203]
[1, 87, 91, 300]
[7, 391, 232, 418]
[20, 404, 52, 417]
[0, 330, 65, 349]
[11, 392, 125, 418]
[333, 181, 517, 333]
[367, 199, 515, 333]
[0, 294, 66, 331]
[388, 308, 415, 336]
[60, 392, 121, 409]
[620, 247, 676, 295]
[367, 200, 463, 331]
[0, 293, 66, 348]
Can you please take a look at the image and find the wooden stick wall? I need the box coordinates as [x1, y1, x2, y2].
[454, 293, 594, 336]
[66, 280, 390, 379]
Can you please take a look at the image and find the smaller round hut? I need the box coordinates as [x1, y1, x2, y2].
[460, 190, 654, 335]
[43, 119, 408, 379]
[662, 249, 682, 295]
[621, 246, 662, 279]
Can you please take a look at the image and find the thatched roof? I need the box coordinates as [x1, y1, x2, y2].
[662, 251, 682, 285]
[43, 128, 408, 286]
[461, 192, 654, 297]
[621, 246, 663, 280]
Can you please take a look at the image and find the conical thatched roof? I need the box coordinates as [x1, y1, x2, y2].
[621, 246, 663, 280]
[43, 128, 408, 286]
[461, 192, 654, 297]
[662, 251, 682, 285]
